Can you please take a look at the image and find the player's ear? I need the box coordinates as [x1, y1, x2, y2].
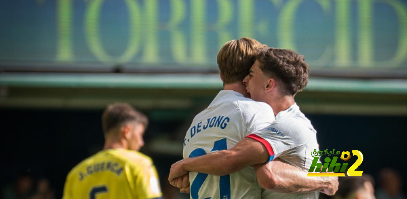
[122, 124, 132, 139]
[265, 78, 275, 92]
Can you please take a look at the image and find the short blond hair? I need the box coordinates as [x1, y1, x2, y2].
[217, 37, 266, 84]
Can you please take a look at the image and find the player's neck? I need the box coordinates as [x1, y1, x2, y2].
[103, 140, 127, 150]
[266, 95, 295, 116]
[223, 82, 249, 97]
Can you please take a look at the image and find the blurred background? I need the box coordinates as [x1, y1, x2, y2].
[0, 0, 406, 199]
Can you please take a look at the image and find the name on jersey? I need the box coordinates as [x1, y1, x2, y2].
[78, 161, 124, 181]
[190, 115, 230, 138]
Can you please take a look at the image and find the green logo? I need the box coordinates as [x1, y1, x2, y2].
[307, 149, 363, 177]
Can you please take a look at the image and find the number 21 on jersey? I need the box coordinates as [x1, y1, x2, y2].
[189, 138, 230, 199]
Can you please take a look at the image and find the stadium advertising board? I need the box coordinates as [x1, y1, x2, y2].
[1, 0, 406, 72]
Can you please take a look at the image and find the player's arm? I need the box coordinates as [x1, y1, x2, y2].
[254, 159, 338, 195]
[172, 174, 190, 194]
[169, 137, 268, 182]
[137, 161, 163, 199]
[169, 137, 338, 195]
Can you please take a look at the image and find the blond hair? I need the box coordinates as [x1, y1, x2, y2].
[217, 37, 266, 84]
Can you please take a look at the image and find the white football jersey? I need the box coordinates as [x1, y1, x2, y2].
[247, 103, 319, 199]
[183, 90, 275, 199]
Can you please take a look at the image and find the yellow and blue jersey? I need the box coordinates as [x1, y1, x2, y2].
[63, 148, 162, 199]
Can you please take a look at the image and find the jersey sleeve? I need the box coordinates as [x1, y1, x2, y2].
[246, 122, 303, 163]
[134, 160, 162, 199]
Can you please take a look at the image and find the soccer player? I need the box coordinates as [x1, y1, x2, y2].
[376, 168, 403, 199]
[334, 175, 375, 199]
[171, 39, 337, 198]
[244, 47, 327, 198]
[62, 103, 162, 199]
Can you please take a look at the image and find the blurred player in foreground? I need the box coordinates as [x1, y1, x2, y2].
[63, 103, 162, 199]
[376, 168, 404, 199]
[170, 38, 337, 198]
[334, 175, 375, 199]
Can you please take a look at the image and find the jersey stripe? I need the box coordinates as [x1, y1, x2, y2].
[246, 134, 275, 162]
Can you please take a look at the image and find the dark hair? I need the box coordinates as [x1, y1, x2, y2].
[256, 47, 309, 95]
[336, 175, 375, 198]
[102, 103, 148, 134]
[217, 37, 267, 84]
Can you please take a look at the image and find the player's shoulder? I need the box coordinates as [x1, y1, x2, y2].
[276, 112, 315, 131]
[236, 98, 271, 110]
[236, 99, 274, 122]
[67, 151, 101, 177]
[276, 104, 314, 128]
[272, 115, 316, 143]
[68, 150, 153, 174]
[212, 90, 268, 107]
[110, 149, 153, 167]
[219, 90, 272, 111]
[291, 112, 315, 135]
